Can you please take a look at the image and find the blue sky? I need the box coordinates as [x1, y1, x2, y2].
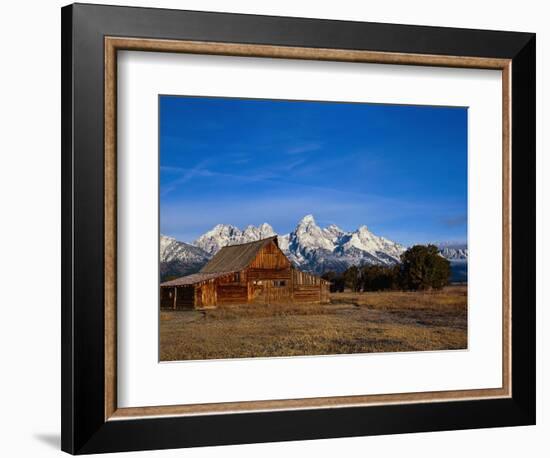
[160, 95, 467, 246]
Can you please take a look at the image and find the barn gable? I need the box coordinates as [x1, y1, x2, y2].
[199, 236, 282, 274]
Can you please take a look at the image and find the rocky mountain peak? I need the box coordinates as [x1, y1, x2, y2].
[323, 224, 345, 242]
[292, 214, 334, 252]
[295, 214, 319, 232]
[259, 222, 275, 232]
[242, 223, 276, 242]
[325, 223, 343, 232]
[299, 214, 316, 224]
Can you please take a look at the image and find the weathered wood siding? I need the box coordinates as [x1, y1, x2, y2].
[292, 269, 330, 304]
[217, 284, 248, 305]
[247, 267, 292, 281]
[292, 286, 321, 303]
[196, 282, 216, 308]
[292, 269, 324, 286]
[251, 279, 292, 305]
[195, 272, 244, 308]
[249, 242, 291, 269]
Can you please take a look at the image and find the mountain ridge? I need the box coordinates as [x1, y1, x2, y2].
[160, 215, 467, 281]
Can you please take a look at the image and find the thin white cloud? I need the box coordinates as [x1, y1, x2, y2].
[160, 160, 211, 196]
[285, 142, 323, 155]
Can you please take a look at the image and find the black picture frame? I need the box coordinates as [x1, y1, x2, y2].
[61, 3, 535, 454]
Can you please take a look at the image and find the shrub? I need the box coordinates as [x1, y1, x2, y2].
[399, 244, 450, 290]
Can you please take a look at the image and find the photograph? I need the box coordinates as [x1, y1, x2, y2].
[158, 95, 469, 361]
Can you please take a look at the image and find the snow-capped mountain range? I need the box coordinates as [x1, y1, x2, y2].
[437, 243, 468, 261]
[191, 214, 406, 275]
[160, 215, 467, 280]
[278, 215, 406, 274]
[194, 222, 277, 256]
[191, 215, 406, 274]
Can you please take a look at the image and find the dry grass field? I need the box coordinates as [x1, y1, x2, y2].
[159, 285, 467, 361]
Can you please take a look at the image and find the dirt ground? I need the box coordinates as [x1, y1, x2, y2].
[159, 285, 467, 361]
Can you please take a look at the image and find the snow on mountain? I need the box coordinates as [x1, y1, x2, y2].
[437, 242, 468, 261]
[439, 247, 468, 260]
[277, 233, 290, 252]
[281, 215, 406, 274]
[160, 234, 210, 263]
[194, 223, 276, 255]
[161, 217, 468, 279]
[435, 242, 468, 282]
[323, 224, 346, 243]
[338, 226, 404, 260]
[160, 234, 211, 280]
[290, 214, 336, 252]
[243, 223, 277, 244]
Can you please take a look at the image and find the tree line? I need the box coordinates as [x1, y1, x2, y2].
[321, 244, 451, 292]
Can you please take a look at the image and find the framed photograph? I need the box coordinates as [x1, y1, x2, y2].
[61, 3, 536, 454]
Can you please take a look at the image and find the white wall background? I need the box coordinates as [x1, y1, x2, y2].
[0, 1, 545, 456]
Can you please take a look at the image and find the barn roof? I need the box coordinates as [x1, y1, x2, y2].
[200, 236, 279, 274]
[160, 271, 235, 287]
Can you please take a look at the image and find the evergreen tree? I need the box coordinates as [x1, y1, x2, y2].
[399, 244, 450, 290]
[360, 264, 401, 291]
[344, 265, 361, 292]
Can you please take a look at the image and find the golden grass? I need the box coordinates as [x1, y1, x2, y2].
[160, 286, 467, 361]
[331, 285, 467, 311]
[204, 302, 330, 320]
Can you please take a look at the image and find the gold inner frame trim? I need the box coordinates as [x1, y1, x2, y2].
[104, 36, 512, 421]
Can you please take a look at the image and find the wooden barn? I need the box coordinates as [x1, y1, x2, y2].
[160, 236, 330, 309]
